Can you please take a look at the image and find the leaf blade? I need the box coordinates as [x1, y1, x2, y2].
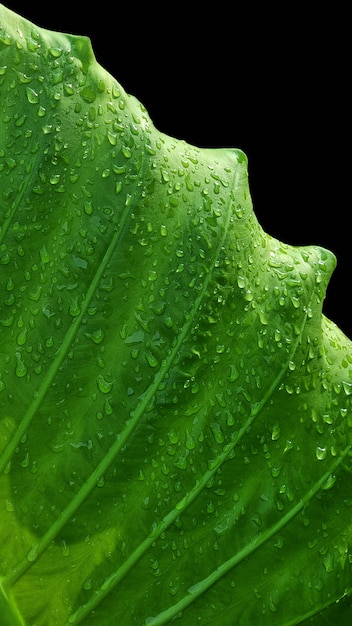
[1, 5, 352, 626]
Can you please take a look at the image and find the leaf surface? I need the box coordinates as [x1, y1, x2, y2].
[0, 5, 352, 625]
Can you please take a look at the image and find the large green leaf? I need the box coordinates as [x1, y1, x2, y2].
[1, 5, 352, 625]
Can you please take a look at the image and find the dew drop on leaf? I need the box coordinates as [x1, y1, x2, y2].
[27, 544, 39, 562]
[186, 430, 195, 450]
[96, 375, 114, 394]
[269, 591, 279, 612]
[323, 552, 334, 572]
[167, 429, 178, 445]
[69, 298, 81, 317]
[60, 540, 70, 556]
[271, 424, 280, 441]
[342, 381, 352, 396]
[85, 329, 105, 344]
[322, 474, 336, 490]
[16, 327, 27, 346]
[26, 86, 39, 103]
[316, 446, 327, 460]
[15, 352, 27, 377]
[5, 499, 14, 512]
[146, 351, 158, 367]
[210, 423, 224, 444]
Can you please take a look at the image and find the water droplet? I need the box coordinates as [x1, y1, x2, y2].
[271, 424, 280, 441]
[0, 29, 12, 46]
[40, 245, 50, 264]
[96, 375, 114, 394]
[148, 270, 157, 282]
[50, 173, 61, 185]
[323, 552, 334, 572]
[16, 327, 28, 346]
[146, 352, 158, 367]
[80, 86, 97, 103]
[47, 46, 63, 57]
[6, 277, 14, 291]
[167, 429, 179, 444]
[342, 381, 352, 396]
[115, 181, 123, 195]
[64, 83, 74, 96]
[316, 446, 327, 460]
[274, 329, 281, 342]
[104, 398, 113, 415]
[186, 431, 195, 450]
[210, 423, 224, 444]
[161, 169, 169, 183]
[84, 200, 93, 215]
[26, 87, 39, 103]
[60, 540, 70, 556]
[274, 536, 284, 549]
[85, 329, 105, 344]
[69, 298, 81, 317]
[107, 131, 118, 145]
[5, 499, 14, 512]
[269, 591, 279, 612]
[15, 353, 27, 378]
[27, 544, 39, 562]
[163, 315, 174, 329]
[122, 145, 132, 158]
[322, 474, 336, 490]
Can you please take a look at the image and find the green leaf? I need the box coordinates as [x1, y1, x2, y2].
[1, 5, 352, 625]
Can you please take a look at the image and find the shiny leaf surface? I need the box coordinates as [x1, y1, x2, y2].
[0, 5, 352, 625]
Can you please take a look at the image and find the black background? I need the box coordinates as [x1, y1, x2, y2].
[3, 2, 351, 338]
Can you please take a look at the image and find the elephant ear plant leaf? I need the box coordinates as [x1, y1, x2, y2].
[0, 5, 352, 625]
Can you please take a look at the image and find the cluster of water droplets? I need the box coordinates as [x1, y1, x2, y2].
[1, 10, 352, 626]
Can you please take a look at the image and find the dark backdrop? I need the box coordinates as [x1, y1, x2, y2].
[3, 2, 350, 338]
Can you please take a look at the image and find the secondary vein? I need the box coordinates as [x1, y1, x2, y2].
[143, 446, 351, 626]
[3, 149, 236, 587]
[0, 175, 143, 475]
[61, 301, 311, 625]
